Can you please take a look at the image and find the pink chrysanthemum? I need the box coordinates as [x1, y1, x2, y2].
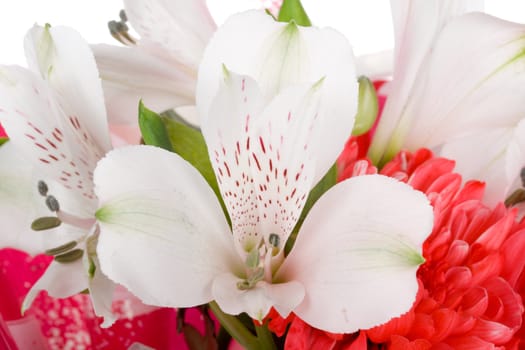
[270, 142, 525, 350]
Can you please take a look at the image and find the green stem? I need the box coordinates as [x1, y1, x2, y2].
[255, 323, 278, 350]
[209, 301, 259, 349]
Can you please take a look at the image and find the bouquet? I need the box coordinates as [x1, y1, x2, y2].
[0, 0, 524, 349]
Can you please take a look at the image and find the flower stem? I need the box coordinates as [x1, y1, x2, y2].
[208, 301, 259, 349]
[255, 322, 278, 350]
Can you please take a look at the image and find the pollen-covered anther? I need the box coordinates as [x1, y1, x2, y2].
[268, 233, 280, 256]
[45, 195, 60, 212]
[54, 249, 84, 264]
[31, 216, 62, 231]
[37, 180, 48, 196]
[504, 188, 525, 207]
[44, 240, 77, 256]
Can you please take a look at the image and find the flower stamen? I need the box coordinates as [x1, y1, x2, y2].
[45, 195, 60, 212]
[31, 216, 61, 231]
[37, 180, 48, 196]
[44, 240, 77, 256]
[54, 249, 84, 263]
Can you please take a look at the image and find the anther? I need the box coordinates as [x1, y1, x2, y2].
[108, 11, 136, 45]
[37, 180, 48, 196]
[54, 249, 84, 263]
[45, 195, 60, 212]
[119, 9, 127, 22]
[31, 216, 61, 231]
[268, 233, 280, 248]
[505, 188, 525, 207]
[45, 241, 77, 256]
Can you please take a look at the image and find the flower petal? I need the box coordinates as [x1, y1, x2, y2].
[94, 145, 241, 308]
[202, 71, 330, 254]
[405, 13, 525, 149]
[0, 66, 98, 210]
[24, 25, 111, 153]
[440, 120, 525, 205]
[88, 256, 117, 327]
[124, 0, 216, 69]
[390, 0, 482, 73]
[0, 142, 46, 253]
[92, 44, 196, 125]
[22, 259, 88, 314]
[278, 175, 433, 333]
[212, 272, 305, 322]
[369, 1, 484, 163]
[197, 10, 358, 182]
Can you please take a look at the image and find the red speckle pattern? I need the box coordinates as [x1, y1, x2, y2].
[209, 77, 314, 251]
[0, 81, 105, 205]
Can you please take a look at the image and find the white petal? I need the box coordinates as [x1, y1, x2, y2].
[440, 121, 525, 205]
[0, 142, 44, 253]
[22, 259, 88, 313]
[212, 272, 305, 321]
[88, 256, 117, 327]
[202, 71, 331, 254]
[197, 10, 358, 181]
[405, 13, 525, 149]
[124, 0, 216, 69]
[92, 44, 196, 125]
[278, 175, 433, 333]
[369, 0, 483, 163]
[390, 0, 482, 71]
[0, 67, 98, 210]
[24, 25, 111, 153]
[0, 143, 89, 253]
[94, 145, 241, 308]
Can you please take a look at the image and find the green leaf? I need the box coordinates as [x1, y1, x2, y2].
[277, 0, 312, 27]
[162, 116, 231, 226]
[0, 138, 8, 147]
[352, 76, 379, 136]
[138, 101, 173, 151]
[285, 164, 337, 254]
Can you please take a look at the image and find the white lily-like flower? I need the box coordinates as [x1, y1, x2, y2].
[0, 25, 117, 326]
[94, 11, 433, 333]
[92, 0, 392, 127]
[368, 0, 525, 204]
[92, 0, 218, 125]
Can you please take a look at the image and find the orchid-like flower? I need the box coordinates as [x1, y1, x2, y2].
[94, 10, 433, 333]
[368, 0, 525, 204]
[0, 25, 117, 326]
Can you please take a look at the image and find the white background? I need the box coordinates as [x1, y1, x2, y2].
[0, 1, 524, 64]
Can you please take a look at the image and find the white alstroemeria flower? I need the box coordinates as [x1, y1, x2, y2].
[94, 11, 433, 332]
[368, 0, 525, 204]
[92, 0, 391, 126]
[92, 0, 218, 125]
[0, 25, 117, 326]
